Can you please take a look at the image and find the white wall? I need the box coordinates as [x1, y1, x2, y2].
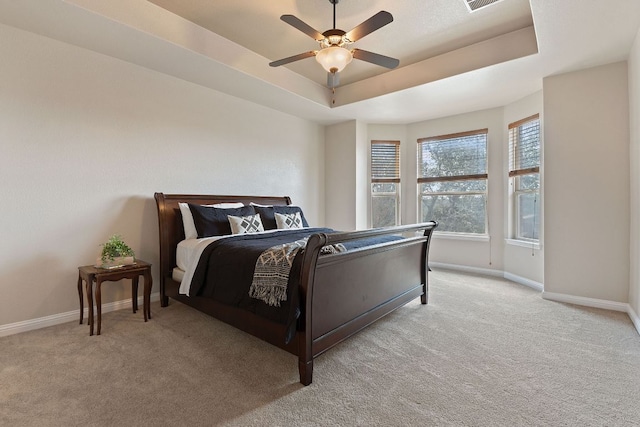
[3, 21, 636, 332]
[325, 121, 357, 230]
[543, 62, 630, 303]
[355, 120, 369, 230]
[324, 119, 370, 231]
[629, 28, 640, 319]
[407, 108, 505, 271]
[0, 24, 325, 327]
[503, 91, 544, 285]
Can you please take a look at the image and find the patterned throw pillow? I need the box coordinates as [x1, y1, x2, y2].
[228, 214, 265, 234]
[179, 202, 244, 239]
[253, 205, 310, 230]
[274, 212, 303, 229]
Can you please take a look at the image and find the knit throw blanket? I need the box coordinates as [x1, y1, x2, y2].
[249, 239, 347, 307]
[249, 238, 308, 307]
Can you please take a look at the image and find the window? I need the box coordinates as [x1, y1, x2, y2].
[417, 129, 488, 234]
[371, 140, 400, 227]
[509, 114, 540, 241]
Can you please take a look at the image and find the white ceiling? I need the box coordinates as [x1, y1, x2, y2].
[1, 0, 639, 125]
[147, 0, 535, 86]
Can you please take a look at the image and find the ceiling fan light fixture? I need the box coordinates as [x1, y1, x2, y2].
[271, 2, 397, 89]
[315, 46, 352, 73]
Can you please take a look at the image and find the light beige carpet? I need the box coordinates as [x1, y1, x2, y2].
[1, 269, 639, 426]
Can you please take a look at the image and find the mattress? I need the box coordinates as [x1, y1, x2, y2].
[172, 267, 185, 283]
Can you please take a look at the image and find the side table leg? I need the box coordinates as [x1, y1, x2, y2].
[77, 275, 84, 325]
[86, 280, 94, 336]
[144, 270, 152, 321]
[96, 279, 102, 335]
[132, 276, 139, 313]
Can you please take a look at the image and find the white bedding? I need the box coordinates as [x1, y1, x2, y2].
[172, 267, 184, 283]
[175, 229, 299, 296]
[176, 236, 223, 295]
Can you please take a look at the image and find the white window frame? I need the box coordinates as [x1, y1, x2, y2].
[370, 140, 400, 227]
[417, 129, 489, 235]
[508, 114, 540, 243]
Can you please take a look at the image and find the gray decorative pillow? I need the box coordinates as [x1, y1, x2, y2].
[228, 214, 265, 234]
[275, 212, 303, 229]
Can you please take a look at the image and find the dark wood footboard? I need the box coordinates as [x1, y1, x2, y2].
[154, 192, 437, 386]
[296, 223, 436, 385]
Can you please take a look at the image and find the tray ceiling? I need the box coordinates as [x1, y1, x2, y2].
[0, 0, 639, 124]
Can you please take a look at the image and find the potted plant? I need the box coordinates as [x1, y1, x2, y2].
[97, 234, 135, 268]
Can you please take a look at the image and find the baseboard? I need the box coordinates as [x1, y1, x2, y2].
[430, 262, 503, 278]
[541, 291, 629, 313]
[0, 293, 160, 338]
[433, 262, 638, 335]
[430, 262, 544, 292]
[4, 277, 639, 338]
[543, 291, 640, 335]
[628, 305, 640, 336]
[503, 272, 544, 292]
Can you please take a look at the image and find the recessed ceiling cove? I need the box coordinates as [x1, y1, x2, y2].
[147, 0, 537, 102]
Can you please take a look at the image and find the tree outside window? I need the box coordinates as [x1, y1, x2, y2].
[418, 130, 488, 234]
[509, 115, 540, 241]
[371, 140, 400, 228]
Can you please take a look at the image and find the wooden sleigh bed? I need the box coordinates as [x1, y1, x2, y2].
[154, 192, 437, 385]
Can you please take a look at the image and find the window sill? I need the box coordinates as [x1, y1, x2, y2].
[432, 232, 490, 243]
[506, 238, 541, 250]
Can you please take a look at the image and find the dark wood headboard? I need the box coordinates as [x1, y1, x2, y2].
[153, 192, 292, 284]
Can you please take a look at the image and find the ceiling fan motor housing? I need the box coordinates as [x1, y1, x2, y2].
[322, 29, 347, 47]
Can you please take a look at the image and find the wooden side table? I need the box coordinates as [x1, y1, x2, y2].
[77, 260, 152, 336]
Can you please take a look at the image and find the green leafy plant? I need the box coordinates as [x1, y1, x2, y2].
[100, 234, 135, 264]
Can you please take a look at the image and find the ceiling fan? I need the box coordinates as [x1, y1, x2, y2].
[269, 0, 399, 88]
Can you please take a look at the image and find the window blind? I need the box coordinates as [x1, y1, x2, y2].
[509, 114, 540, 177]
[371, 141, 400, 183]
[417, 129, 488, 183]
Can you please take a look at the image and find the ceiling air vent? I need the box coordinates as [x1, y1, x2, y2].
[465, 0, 504, 12]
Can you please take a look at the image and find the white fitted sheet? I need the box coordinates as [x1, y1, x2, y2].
[176, 236, 223, 295]
[176, 237, 219, 271]
[175, 229, 291, 296]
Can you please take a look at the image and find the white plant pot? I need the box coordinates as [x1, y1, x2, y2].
[96, 256, 135, 269]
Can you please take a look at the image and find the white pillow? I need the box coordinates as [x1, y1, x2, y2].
[275, 211, 303, 229]
[179, 202, 244, 240]
[228, 214, 265, 234]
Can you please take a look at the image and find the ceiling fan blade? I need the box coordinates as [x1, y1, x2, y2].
[281, 15, 324, 41]
[345, 11, 393, 42]
[269, 51, 317, 67]
[327, 71, 340, 88]
[352, 49, 399, 69]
